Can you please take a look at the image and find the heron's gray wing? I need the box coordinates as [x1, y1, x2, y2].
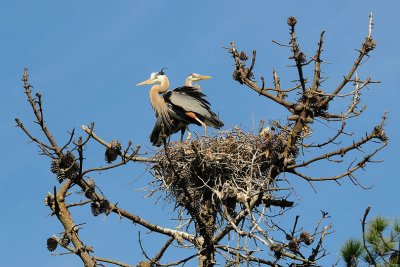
[168, 91, 211, 117]
[166, 89, 224, 128]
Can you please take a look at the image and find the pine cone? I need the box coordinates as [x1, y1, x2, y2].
[99, 199, 110, 215]
[364, 37, 376, 52]
[91, 199, 110, 216]
[50, 159, 59, 174]
[287, 16, 297, 27]
[59, 152, 75, 169]
[57, 152, 79, 181]
[61, 233, 71, 247]
[44, 192, 54, 207]
[232, 70, 243, 84]
[270, 243, 283, 259]
[84, 178, 96, 198]
[105, 140, 122, 163]
[300, 231, 313, 245]
[91, 201, 102, 216]
[57, 170, 67, 183]
[239, 51, 248, 61]
[298, 52, 307, 63]
[47, 237, 58, 252]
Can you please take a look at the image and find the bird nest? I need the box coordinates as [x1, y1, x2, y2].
[149, 128, 293, 217]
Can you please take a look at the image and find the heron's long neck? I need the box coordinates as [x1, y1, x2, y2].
[184, 79, 201, 90]
[184, 78, 192, 87]
[149, 76, 169, 113]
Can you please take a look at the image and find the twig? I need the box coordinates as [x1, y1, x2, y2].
[311, 31, 325, 90]
[94, 257, 133, 267]
[303, 122, 346, 148]
[361, 206, 377, 266]
[22, 68, 61, 156]
[229, 41, 294, 110]
[308, 225, 331, 261]
[151, 237, 175, 264]
[290, 143, 386, 182]
[156, 254, 197, 267]
[81, 145, 140, 176]
[288, 20, 307, 92]
[289, 120, 387, 169]
[81, 125, 155, 163]
[138, 232, 152, 261]
[60, 128, 75, 152]
[320, 15, 375, 107]
[15, 118, 54, 152]
[368, 12, 374, 39]
[66, 200, 92, 209]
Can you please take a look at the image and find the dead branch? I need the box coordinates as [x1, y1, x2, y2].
[290, 142, 386, 182]
[319, 16, 376, 108]
[361, 206, 377, 266]
[289, 116, 387, 170]
[81, 125, 155, 163]
[81, 145, 140, 176]
[287, 16, 307, 92]
[302, 122, 346, 148]
[155, 254, 197, 267]
[151, 237, 175, 264]
[311, 31, 325, 90]
[93, 257, 133, 267]
[66, 200, 92, 209]
[53, 180, 96, 266]
[22, 68, 61, 156]
[228, 41, 294, 110]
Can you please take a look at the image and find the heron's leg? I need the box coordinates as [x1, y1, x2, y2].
[180, 127, 186, 142]
[194, 119, 207, 136]
[202, 123, 207, 136]
[185, 126, 192, 141]
[191, 118, 207, 136]
[185, 112, 207, 136]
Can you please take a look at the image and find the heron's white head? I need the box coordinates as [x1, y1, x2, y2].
[186, 73, 212, 83]
[185, 73, 212, 87]
[137, 70, 167, 86]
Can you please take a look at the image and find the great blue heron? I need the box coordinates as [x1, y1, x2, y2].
[174, 73, 213, 140]
[136, 70, 223, 146]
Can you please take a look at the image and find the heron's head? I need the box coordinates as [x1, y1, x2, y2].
[137, 70, 167, 86]
[186, 73, 212, 83]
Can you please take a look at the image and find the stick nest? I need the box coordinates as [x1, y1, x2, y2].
[150, 128, 293, 217]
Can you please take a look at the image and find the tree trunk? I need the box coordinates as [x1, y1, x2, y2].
[197, 199, 216, 267]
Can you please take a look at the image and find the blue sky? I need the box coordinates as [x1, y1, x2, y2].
[1, 1, 399, 266]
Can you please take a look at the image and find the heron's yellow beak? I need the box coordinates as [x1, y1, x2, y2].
[197, 75, 212, 81]
[136, 78, 156, 86]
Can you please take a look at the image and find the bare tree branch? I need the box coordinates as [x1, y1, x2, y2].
[22, 68, 61, 156]
[94, 257, 133, 267]
[81, 125, 155, 163]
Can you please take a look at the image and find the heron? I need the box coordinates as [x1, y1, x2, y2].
[173, 73, 213, 140]
[136, 70, 224, 146]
